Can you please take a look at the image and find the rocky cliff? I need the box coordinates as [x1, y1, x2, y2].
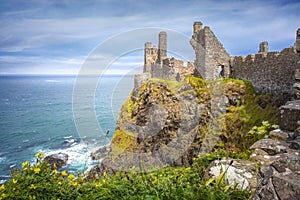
[89, 76, 278, 177]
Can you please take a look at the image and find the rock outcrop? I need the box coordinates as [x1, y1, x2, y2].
[251, 128, 300, 199]
[44, 153, 68, 170]
[250, 100, 300, 200]
[89, 77, 278, 178]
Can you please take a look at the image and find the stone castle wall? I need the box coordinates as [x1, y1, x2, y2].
[191, 23, 231, 80]
[137, 23, 300, 104]
[191, 22, 300, 104]
[231, 48, 300, 103]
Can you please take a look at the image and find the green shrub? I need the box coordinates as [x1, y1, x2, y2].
[0, 152, 251, 200]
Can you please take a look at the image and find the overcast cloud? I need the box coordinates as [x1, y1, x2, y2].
[0, 0, 299, 75]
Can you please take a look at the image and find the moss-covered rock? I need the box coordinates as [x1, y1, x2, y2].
[94, 76, 278, 174]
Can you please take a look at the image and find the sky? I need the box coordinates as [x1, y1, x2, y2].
[0, 0, 299, 75]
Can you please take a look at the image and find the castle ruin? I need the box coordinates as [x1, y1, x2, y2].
[134, 22, 300, 105]
[133, 31, 195, 97]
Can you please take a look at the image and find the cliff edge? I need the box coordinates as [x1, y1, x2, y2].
[89, 76, 278, 177]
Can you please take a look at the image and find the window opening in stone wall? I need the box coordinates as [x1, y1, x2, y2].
[218, 65, 225, 78]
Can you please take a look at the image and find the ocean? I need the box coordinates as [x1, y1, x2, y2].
[0, 75, 134, 184]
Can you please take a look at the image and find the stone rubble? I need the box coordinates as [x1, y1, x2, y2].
[205, 101, 300, 199]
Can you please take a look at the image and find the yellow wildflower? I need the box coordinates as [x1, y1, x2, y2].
[33, 167, 41, 174]
[0, 184, 5, 190]
[192, 157, 197, 161]
[29, 195, 36, 200]
[1, 193, 7, 199]
[35, 152, 44, 158]
[12, 179, 17, 184]
[61, 171, 67, 177]
[29, 184, 37, 190]
[68, 174, 75, 180]
[152, 178, 158, 184]
[22, 161, 30, 169]
[71, 181, 77, 187]
[51, 169, 57, 175]
[159, 174, 163, 177]
[96, 183, 103, 188]
[103, 171, 107, 177]
[58, 181, 62, 185]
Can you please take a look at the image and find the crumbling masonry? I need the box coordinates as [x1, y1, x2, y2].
[133, 31, 195, 97]
[191, 22, 300, 104]
[134, 22, 300, 105]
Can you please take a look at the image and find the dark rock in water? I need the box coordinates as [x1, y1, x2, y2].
[44, 153, 68, 170]
[61, 139, 78, 148]
[90, 146, 111, 160]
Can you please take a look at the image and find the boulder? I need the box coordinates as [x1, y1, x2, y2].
[269, 129, 290, 141]
[272, 172, 300, 200]
[250, 138, 289, 155]
[250, 148, 282, 165]
[279, 100, 300, 131]
[90, 146, 111, 160]
[44, 153, 68, 170]
[204, 159, 258, 192]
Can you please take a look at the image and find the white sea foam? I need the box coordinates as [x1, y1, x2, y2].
[9, 164, 16, 169]
[45, 80, 60, 83]
[41, 142, 100, 173]
[63, 135, 73, 139]
[0, 157, 6, 163]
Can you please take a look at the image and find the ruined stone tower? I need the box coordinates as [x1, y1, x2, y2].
[259, 41, 268, 53]
[143, 31, 167, 73]
[190, 21, 231, 80]
[296, 28, 300, 53]
[193, 22, 203, 34]
[158, 31, 167, 64]
[143, 42, 157, 73]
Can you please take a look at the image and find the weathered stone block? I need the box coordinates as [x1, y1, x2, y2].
[204, 159, 258, 192]
[250, 138, 289, 155]
[269, 129, 290, 141]
[279, 100, 300, 131]
[273, 172, 300, 200]
[295, 68, 300, 81]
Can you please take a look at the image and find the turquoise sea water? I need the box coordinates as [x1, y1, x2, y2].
[0, 75, 133, 183]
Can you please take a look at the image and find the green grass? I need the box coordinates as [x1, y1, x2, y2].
[0, 152, 251, 200]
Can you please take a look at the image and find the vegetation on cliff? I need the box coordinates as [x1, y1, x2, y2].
[0, 76, 279, 199]
[1, 151, 252, 199]
[110, 76, 278, 166]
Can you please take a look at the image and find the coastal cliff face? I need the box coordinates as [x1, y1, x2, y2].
[91, 76, 278, 175]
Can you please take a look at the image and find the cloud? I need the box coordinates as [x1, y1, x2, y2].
[0, 55, 83, 74]
[0, 0, 299, 74]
